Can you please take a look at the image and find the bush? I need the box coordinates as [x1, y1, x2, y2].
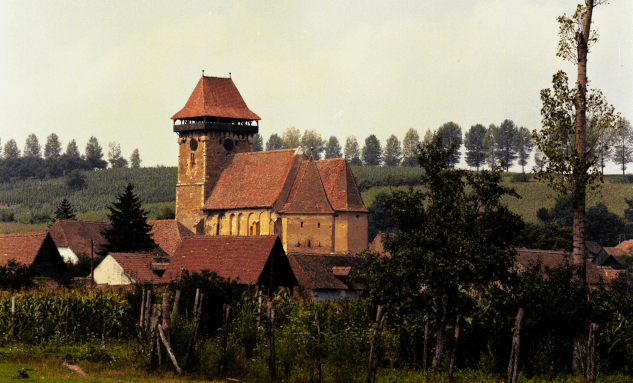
[511, 172, 531, 183]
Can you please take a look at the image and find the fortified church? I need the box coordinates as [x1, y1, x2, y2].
[172, 75, 369, 255]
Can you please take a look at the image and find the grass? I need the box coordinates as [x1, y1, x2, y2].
[0, 222, 48, 234]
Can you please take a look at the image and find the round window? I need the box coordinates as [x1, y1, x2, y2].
[189, 139, 198, 151]
[223, 138, 234, 151]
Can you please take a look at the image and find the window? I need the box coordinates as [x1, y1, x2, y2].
[301, 221, 304, 228]
[318, 222, 321, 228]
[190, 152, 195, 164]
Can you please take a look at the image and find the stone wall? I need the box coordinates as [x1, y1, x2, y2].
[282, 214, 335, 253]
[334, 212, 369, 254]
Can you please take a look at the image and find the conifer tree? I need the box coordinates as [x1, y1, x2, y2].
[362, 134, 383, 166]
[54, 198, 76, 221]
[101, 183, 156, 256]
[252, 133, 263, 152]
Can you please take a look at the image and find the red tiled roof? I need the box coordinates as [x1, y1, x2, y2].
[603, 247, 625, 257]
[109, 253, 158, 284]
[515, 248, 606, 286]
[0, 232, 48, 265]
[171, 76, 260, 120]
[599, 266, 624, 283]
[147, 220, 194, 257]
[288, 253, 365, 290]
[586, 241, 603, 256]
[368, 232, 396, 255]
[316, 159, 368, 213]
[203, 150, 303, 210]
[48, 219, 110, 257]
[280, 157, 334, 214]
[616, 239, 633, 253]
[161, 235, 281, 284]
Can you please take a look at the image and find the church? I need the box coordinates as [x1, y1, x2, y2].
[172, 75, 369, 255]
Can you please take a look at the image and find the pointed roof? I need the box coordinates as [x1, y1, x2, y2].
[108, 253, 159, 284]
[48, 219, 110, 257]
[316, 158, 368, 213]
[160, 236, 297, 286]
[203, 150, 304, 210]
[280, 157, 335, 214]
[171, 76, 260, 120]
[287, 252, 366, 290]
[0, 232, 49, 265]
[147, 220, 194, 258]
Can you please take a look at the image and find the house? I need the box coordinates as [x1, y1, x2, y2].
[147, 219, 195, 261]
[48, 219, 109, 264]
[160, 235, 298, 289]
[172, 75, 369, 255]
[93, 253, 159, 285]
[0, 232, 67, 279]
[586, 241, 608, 264]
[600, 247, 625, 268]
[288, 253, 366, 300]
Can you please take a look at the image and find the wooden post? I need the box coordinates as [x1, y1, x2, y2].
[256, 290, 263, 328]
[423, 311, 429, 369]
[193, 288, 200, 312]
[90, 239, 94, 286]
[315, 312, 322, 383]
[186, 293, 204, 370]
[586, 323, 598, 383]
[171, 290, 181, 321]
[447, 315, 462, 383]
[267, 301, 276, 381]
[219, 304, 231, 374]
[507, 308, 525, 383]
[65, 298, 71, 337]
[367, 305, 386, 383]
[139, 289, 146, 328]
[156, 304, 163, 366]
[162, 292, 171, 346]
[148, 303, 161, 367]
[11, 296, 15, 339]
[158, 324, 182, 373]
[144, 290, 153, 328]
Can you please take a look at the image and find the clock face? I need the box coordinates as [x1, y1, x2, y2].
[223, 138, 234, 151]
[189, 139, 198, 151]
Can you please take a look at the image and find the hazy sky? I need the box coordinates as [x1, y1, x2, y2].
[1, 0, 631, 172]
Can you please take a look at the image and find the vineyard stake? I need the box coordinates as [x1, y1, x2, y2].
[367, 305, 385, 383]
[11, 296, 15, 339]
[256, 290, 263, 329]
[139, 289, 146, 328]
[219, 304, 231, 374]
[171, 290, 181, 321]
[507, 308, 525, 383]
[158, 324, 182, 373]
[162, 292, 171, 346]
[193, 288, 200, 312]
[267, 301, 276, 381]
[144, 290, 152, 328]
[90, 239, 94, 287]
[315, 312, 322, 383]
[448, 315, 462, 383]
[65, 298, 71, 337]
[186, 293, 204, 371]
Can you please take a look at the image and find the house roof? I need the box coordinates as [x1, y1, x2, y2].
[203, 150, 303, 210]
[109, 253, 158, 284]
[48, 219, 110, 257]
[586, 241, 603, 256]
[616, 239, 633, 253]
[316, 159, 368, 213]
[515, 248, 606, 286]
[161, 235, 283, 284]
[287, 253, 365, 290]
[147, 220, 194, 257]
[171, 76, 260, 121]
[0, 232, 49, 266]
[280, 157, 335, 214]
[368, 232, 396, 255]
[603, 247, 625, 257]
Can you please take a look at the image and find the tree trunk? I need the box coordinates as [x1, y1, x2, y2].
[586, 323, 598, 383]
[158, 324, 182, 373]
[507, 308, 525, 383]
[422, 311, 429, 369]
[219, 304, 231, 375]
[447, 315, 461, 383]
[433, 314, 446, 367]
[367, 305, 386, 383]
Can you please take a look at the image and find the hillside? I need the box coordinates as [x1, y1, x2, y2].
[0, 166, 632, 233]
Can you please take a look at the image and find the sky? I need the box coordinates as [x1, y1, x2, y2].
[1, 0, 632, 172]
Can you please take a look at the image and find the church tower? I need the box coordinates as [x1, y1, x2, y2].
[171, 75, 260, 233]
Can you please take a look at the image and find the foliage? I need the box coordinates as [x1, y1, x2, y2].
[282, 127, 302, 149]
[351, 165, 424, 191]
[23, 134, 41, 158]
[367, 190, 397, 241]
[402, 128, 421, 167]
[53, 198, 76, 221]
[0, 260, 38, 290]
[436, 121, 462, 168]
[129, 148, 141, 168]
[43, 133, 62, 160]
[154, 206, 175, 220]
[613, 118, 633, 178]
[484, 124, 500, 168]
[510, 172, 531, 183]
[265, 133, 283, 151]
[493, 120, 519, 171]
[465, 124, 487, 171]
[3, 139, 20, 159]
[383, 135, 402, 167]
[65, 139, 81, 158]
[324, 136, 342, 159]
[515, 126, 534, 173]
[107, 142, 128, 169]
[65, 170, 86, 191]
[514, 222, 573, 252]
[362, 134, 383, 166]
[100, 182, 156, 256]
[301, 129, 325, 160]
[252, 133, 263, 152]
[85, 136, 107, 170]
[345, 136, 362, 166]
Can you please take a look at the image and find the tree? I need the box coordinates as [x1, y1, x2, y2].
[514, 222, 572, 252]
[464, 124, 487, 171]
[54, 198, 77, 221]
[534, 149, 545, 171]
[437, 122, 462, 168]
[252, 133, 263, 152]
[301, 130, 325, 159]
[367, 191, 397, 241]
[402, 128, 421, 167]
[362, 134, 382, 166]
[65, 139, 81, 158]
[23, 133, 41, 158]
[383, 135, 402, 167]
[613, 118, 633, 179]
[155, 206, 176, 220]
[101, 182, 157, 256]
[495, 119, 518, 171]
[85, 136, 107, 169]
[130, 148, 141, 168]
[514, 126, 534, 173]
[344, 136, 362, 166]
[483, 124, 500, 168]
[108, 142, 128, 168]
[66, 170, 87, 191]
[3, 139, 20, 158]
[324, 136, 342, 159]
[266, 133, 283, 151]
[281, 127, 302, 149]
[44, 133, 62, 159]
[359, 133, 523, 363]
[585, 203, 626, 246]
